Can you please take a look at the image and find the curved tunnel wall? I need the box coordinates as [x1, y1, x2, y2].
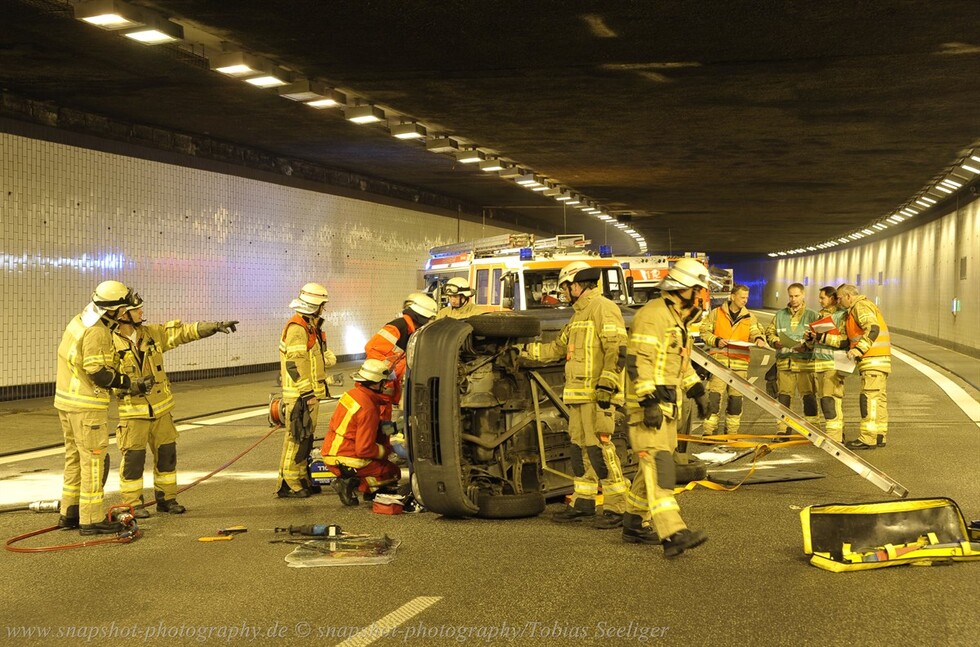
[729, 196, 979, 356]
[0, 131, 515, 397]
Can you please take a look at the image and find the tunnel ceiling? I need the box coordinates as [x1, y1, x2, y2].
[2, 1, 979, 255]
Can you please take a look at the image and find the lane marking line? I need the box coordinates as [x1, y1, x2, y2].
[335, 596, 443, 647]
[892, 348, 980, 427]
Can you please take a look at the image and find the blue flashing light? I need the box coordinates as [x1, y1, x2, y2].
[621, 262, 631, 269]
[519, 247, 533, 260]
[599, 245, 612, 258]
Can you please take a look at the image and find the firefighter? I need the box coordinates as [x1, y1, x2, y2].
[803, 286, 848, 442]
[522, 261, 629, 529]
[764, 283, 819, 432]
[824, 284, 891, 449]
[698, 284, 766, 435]
[365, 292, 438, 419]
[434, 277, 484, 319]
[622, 257, 711, 557]
[55, 280, 140, 535]
[112, 293, 238, 517]
[277, 282, 337, 498]
[322, 359, 401, 506]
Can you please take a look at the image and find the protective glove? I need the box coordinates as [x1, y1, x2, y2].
[686, 382, 710, 419]
[595, 387, 613, 410]
[379, 421, 397, 436]
[198, 320, 239, 338]
[289, 397, 313, 443]
[641, 397, 663, 429]
[125, 375, 155, 396]
[654, 385, 676, 403]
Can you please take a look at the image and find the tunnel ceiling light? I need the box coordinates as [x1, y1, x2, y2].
[873, 223, 888, 230]
[279, 81, 346, 108]
[245, 74, 288, 88]
[934, 184, 953, 194]
[598, 214, 613, 220]
[390, 122, 427, 139]
[861, 228, 874, 235]
[74, 0, 144, 29]
[346, 104, 385, 124]
[940, 177, 963, 189]
[209, 51, 271, 77]
[497, 165, 523, 178]
[962, 160, 980, 174]
[426, 137, 459, 154]
[554, 190, 572, 201]
[455, 149, 485, 164]
[122, 18, 182, 45]
[541, 185, 562, 197]
[479, 158, 504, 172]
[515, 173, 541, 187]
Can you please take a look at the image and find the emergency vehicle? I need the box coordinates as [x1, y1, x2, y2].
[422, 233, 630, 311]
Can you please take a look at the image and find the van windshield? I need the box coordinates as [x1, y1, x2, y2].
[523, 266, 629, 308]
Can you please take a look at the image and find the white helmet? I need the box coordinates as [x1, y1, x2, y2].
[404, 292, 438, 320]
[557, 261, 601, 287]
[660, 258, 709, 291]
[444, 277, 473, 298]
[289, 282, 329, 314]
[91, 280, 140, 313]
[352, 358, 391, 383]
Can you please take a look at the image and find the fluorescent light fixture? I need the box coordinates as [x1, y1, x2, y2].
[915, 198, 933, 207]
[888, 214, 905, 223]
[806, 246, 817, 251]
[278, 81, 346, 108]
[940, 177, 963, 188]
[598, 214, 613, 220]
[426, 137, 459, 154]
[497, 165, 522, 178]
[531, 184, 549, 192]
[391, 122, 427, 139]
[900, 208, 917, 216]
[554, 190, 572, 201]
[346, 104, 385, 124]
[123, 19, 182, 44]
[541, 185, 562, 197]
[873, 223, 888, 230]
[861, 228, 874, 235]
[768, 253, 778, 257]
[962, 161, 980, 174]
[934, 184, 953, 194]
[479, 159, 504, 172]
[210, 51, 267, 77]
[515, 173, 541, 186]
[245, 75, 288, 88]
[565, 196, 581, 205]
[455, 149, 484, 164]
[74, 0, 144, 29]
[837, 237, 850, 243]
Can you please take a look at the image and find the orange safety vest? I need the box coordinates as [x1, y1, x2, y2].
[845, 297, 891, 372]
[709, 306, 753, 365]
[282, 313, 327, 350]
[322, 384, 391, 468]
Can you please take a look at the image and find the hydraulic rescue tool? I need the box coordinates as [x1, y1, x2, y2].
[689, 347, 909, 497]
[274, 524, 344, 537]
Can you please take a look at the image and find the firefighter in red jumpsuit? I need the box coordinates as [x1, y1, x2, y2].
[322, 359, 402, 506]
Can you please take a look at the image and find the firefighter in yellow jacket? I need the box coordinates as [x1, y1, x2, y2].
[55, 281, 141, 535]
[433, 277, 487, 320]
[698, 284, 766, 434]
[278, 282, 337, 497]
[803, 286, 849, 442]
[623, 258, 710, 557]
[820, 284, 891, 450]
[112, 293, 238, 517]
[522, 261, 629, 528]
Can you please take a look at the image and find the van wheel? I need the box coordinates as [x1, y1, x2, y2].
[675, 462, 708, 484]
[467, 313, 541, 338]
[476, 492, 546, 519]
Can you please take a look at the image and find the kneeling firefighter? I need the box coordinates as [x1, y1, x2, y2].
[623, 257, 710, 558]
[321, 359, 402, 506]
[522, 261, 629, 529]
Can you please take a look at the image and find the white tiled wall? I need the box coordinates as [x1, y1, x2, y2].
[0, 132, 514, 388]
[766, 196, 979, 352]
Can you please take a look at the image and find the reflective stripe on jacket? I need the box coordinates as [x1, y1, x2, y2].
[812, 306, 848, 371]
[365, 314, 416, 383]
[322, 385, 390, 467]
[113, 320, 200, 419]
[280, 314, 334, 400]
[523, 288, 627, 404]
[54, 314, 116, 412]
[846, 296, 891, 373]
[626, 294, 701, 405]
[700, 303, 763, 371]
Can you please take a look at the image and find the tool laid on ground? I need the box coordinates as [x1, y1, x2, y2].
[217, 525, 248, 535]
[274, 524, 344, 537]
[198, 535, 234, 542]
[690, 347, 909, 497]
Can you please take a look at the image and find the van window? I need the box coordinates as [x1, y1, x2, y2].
[476, 269, 490, 304]
[491, 268, 502, 305]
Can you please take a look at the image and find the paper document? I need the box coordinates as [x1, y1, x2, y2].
[810, 316, 839, 335]
[725, 340, 756, 349]
[834, 350, 856, 373]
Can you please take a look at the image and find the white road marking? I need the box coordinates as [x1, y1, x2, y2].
[335, 596, 443, 647]
[892, 348, 980, 427]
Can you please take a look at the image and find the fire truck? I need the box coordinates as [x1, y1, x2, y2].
[422, 233, 631, 313]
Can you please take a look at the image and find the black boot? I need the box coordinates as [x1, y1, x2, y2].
[594, 511, 623, 530]
[156, 499, 186, 514]
[551, 499, 595, 523]
[334, 477, 360, 506]
[621, 512, 661, 545]
[276, 481, 311, 499]
[79, 518, 124, 536]
[662, 528, 707, 558]
[58, 504, 79, 530]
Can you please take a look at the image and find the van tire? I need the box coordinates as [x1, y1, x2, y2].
[476, 492, 546, 519]
[467, 313, 541, 338]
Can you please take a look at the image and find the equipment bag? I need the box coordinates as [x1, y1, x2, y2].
[801, 497, 980, 572]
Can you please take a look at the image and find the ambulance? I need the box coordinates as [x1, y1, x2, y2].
[421, 233, 631, 313]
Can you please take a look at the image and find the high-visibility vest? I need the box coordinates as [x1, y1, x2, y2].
[322, 385, 390, 467]
[845, 297, 891, 372]
[707, 306, 757, 369]
[280, 314, 329, 400]
[114, 321, 199, 419]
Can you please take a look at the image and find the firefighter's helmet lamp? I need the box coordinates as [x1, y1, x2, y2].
[660, 257, 709, 291]
[91, 280, 140, 315]
[405, 292, 438, 320]
[444, 277, 473, 298]
[352, 359, 392, 384]
[290, 282, 329, 314]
